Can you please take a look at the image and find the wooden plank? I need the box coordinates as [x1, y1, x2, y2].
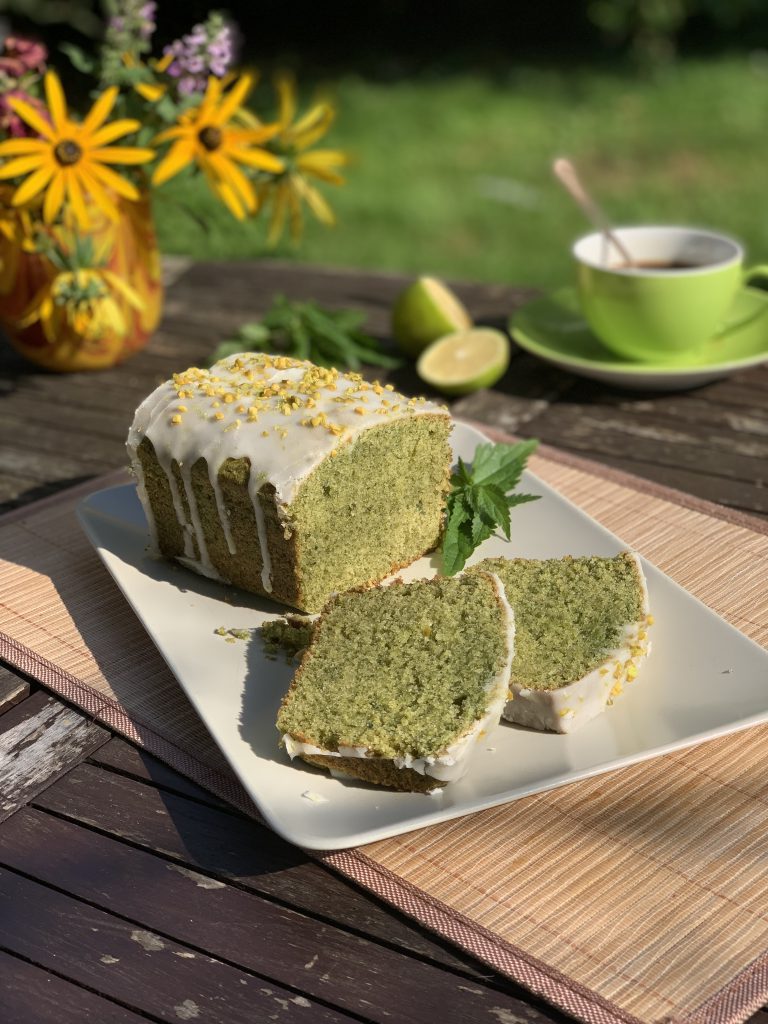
[0, 666, 29, 717]
[0, 692, 108, 821]
[32, 762, 494, 977]
[89, 738, 232, 809]
[0, 868, 358, 1024]
[0, 807, 562, 1024]
[0, 948, 152, 1023]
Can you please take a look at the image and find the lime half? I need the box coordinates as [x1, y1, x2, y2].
[391, 276, 472, 357]
[417, 328, 511, 396]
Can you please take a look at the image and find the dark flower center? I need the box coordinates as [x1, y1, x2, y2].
[199, 126, 222, 151]
[54, 140, 82, 166]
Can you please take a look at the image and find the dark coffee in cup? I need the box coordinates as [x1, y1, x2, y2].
[612, 260, 700, 271]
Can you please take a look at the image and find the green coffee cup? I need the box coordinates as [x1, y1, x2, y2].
[574, 226, 768, 363]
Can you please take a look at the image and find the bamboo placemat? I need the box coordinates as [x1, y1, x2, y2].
[1, 424, 767, 1024]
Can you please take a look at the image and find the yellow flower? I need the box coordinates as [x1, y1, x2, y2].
[18, 266, 144, 343]
[259, 74, 348, 245]
[152, 74, 284, 220]
[122, 51, 174, 102]
[0, 71, 154, 230]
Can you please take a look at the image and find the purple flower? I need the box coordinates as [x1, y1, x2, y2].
[162, 14, 236, 95]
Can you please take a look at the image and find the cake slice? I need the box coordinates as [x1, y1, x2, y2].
[276, 572, 515, 792]
[471, 552, 651, 733]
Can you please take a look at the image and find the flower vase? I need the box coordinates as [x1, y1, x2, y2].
[0, 186, 163, 372]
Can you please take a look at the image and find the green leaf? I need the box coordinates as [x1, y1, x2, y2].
[471, 439, 539, 491]
[238, 322, 271, 345]
[60, 43, 95, 75]
[442, 501, 475, 576]
[441, 440, 541, 571]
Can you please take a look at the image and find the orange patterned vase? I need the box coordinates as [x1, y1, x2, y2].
[0, 186, 163, 372]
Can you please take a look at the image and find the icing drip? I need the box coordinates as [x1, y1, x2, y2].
[179, 463, 211, 569]
[248, 475, 273, 593]
[210, 466, 237, 556]
[126, 352, 448, 593]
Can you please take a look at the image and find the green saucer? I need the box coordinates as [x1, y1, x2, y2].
[510, 285, 768, 390]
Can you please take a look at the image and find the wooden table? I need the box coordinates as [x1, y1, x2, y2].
[1, 260, 767, 1024]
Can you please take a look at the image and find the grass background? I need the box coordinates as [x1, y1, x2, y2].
[153, 56, 768, 289]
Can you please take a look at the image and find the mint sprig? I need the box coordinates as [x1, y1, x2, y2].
[442, 440, 541, 576]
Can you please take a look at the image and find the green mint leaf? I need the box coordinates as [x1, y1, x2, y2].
[442, 439, 541, 570]
[471, 439, 539, 491]
[442, 500, 470, 576]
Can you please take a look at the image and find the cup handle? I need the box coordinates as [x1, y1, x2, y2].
[715, 264, 768, 338]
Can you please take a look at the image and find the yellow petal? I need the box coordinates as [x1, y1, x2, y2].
[214, 74, 254, 126]
[40, 295, 58, 342]
[0, 154, 46, 179]
[152, 126, 188, 145]
[287, 182, 303, 242]
[89, 146, 154, 165]
[297, 148, 348, 170]
[102, 269, 145, 310]
[81, 86, 118, 136]
[65, 171, 91, 229]
[212, 177, 245, 219]
[44, 70, 69, 133]
[230, 122, 281, 145]
[85, 161, 139, 200]
[296, 177, 335, 225]
[78, 167, 120, 221]
[287, 103, 334, 150]
[198, 77, 223, 123]
[137, 82, 166, 102]
[230, 147, 284, 175]
[155, 52, 174, 73]
[90, 118, 141, 147]
[275, 73, 296, 129]
[17, 284, 50, 327]
[295, 152, 345, 186]
[0, 138, 48, 156]
[207, 152, 256, 213]
[12, 163, 54, 206]
[152, 140, 195, 186]
[7, 97, 55, 141]
[267, 182, 289, 245]
[42, 170, 66, 223]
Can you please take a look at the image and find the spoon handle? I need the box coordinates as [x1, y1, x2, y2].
[553, 158, 633, 266]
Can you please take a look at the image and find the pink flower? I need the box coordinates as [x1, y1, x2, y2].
[0, 90, 48, 138]
[0, 37, 48, 80]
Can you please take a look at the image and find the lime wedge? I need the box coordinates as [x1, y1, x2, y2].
[417, 328, 511, 395]
[391, 276, 472, 357]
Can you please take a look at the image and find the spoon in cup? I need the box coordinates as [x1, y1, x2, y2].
[553, 157, 634, 267]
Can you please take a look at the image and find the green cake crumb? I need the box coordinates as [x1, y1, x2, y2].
[471, 553, 645, 689]
[276, 574, 509, 759]
[262, 615, 316, 660]
[214, 626, 252, 642]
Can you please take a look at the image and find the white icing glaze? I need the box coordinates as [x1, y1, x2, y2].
[282, 571, 515, 786]
[126, 352, 447, 587]
[502, 551, 652, 734]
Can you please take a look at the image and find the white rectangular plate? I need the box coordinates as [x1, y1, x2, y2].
[78, 422, 768, 850]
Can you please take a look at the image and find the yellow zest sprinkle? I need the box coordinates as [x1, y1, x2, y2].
[214, 411, 225, 421]
[177, 405, 188, 413]
[224, 393, 235, 404]
[262, 430, 269, 437]
[646, 614, 655, 625]
[212, 401, 220, 408]
[599, 667, 609, 676]
[353, 407, 366, 416]
[170, 414, 182, 425]
[237, 405, 246, 414]
[638, 630, 647, 640]
[626, 663, 638, 681]
[384, 384, 395, 391]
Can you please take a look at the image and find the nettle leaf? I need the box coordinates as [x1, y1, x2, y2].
[441, 439, 541, 574]
[471, 439, 539, 491]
